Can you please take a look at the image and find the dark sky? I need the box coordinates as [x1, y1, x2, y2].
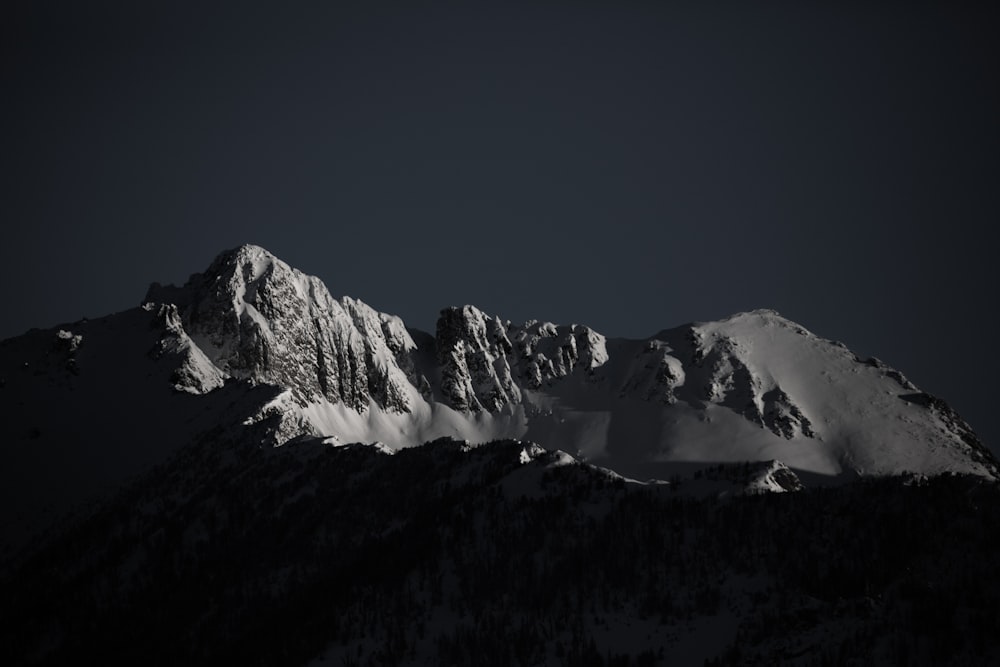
[3, 2, 998, 451]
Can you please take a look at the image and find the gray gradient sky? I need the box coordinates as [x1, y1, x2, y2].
[3, 2, 998, 451]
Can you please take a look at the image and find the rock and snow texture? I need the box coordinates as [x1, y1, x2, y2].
[665, 310, 996, 479]
[145, 244, 419, 414]
[432, 307, 609, 412]
[145, 302, 226, 394]
[435, 305, 521, 412]
[1, 243, 996, 541]
[512, 319, 609, 387]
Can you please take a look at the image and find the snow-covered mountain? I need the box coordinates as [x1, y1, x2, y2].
[1, 244, 995, 545]
[142, 244, 995, 479]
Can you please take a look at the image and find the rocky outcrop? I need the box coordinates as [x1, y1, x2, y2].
[512, 321, 608, 388]
[683, 323, 817, 440]
[761, 387, 815, 439]
[145, 302, 226, 394]
[436, 306, 520, 412]
[618, 339, 685, 404]
[433, 308, 610, 411]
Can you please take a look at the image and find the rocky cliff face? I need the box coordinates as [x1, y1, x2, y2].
[435, 305, 520, 412]
[434, 306, 609, 411]
[145, 302, 226, 395]
[145, 245, 417, 413]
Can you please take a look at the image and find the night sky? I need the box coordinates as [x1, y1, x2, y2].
[3, 2, 998, 451]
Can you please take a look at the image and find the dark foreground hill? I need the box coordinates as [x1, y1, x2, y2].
[2, 435, 998, 666]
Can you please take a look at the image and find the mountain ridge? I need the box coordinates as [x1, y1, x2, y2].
[1, 243, 995, 549]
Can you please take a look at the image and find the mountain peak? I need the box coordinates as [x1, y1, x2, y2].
[223, 242, 275, 258]
[709, 308, 809, 333]
[202, 243, 287, 291]
[142, 244, 419, 413]
[210, 243, 282, 277]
